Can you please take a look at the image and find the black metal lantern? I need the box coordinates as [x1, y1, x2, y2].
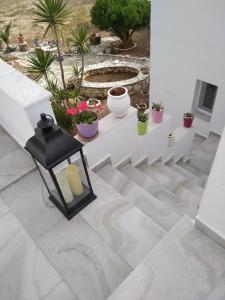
[25, 113, 96, 220]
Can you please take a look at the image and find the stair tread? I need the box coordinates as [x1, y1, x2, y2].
[198, 133, 220, 153]
[168, 162, 200, 183]
[174, 186, 201, 210]
[97, 164, 180, 232]
[84, 169, 165, 268]
[138, 162, 180, 191]
[108, 215, 225, 300]
[152, 188, 197, 218]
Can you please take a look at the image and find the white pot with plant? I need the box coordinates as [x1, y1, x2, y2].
[107, 86, 130, 117]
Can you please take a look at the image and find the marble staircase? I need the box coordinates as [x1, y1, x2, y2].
[94, 133, 225, 299]
[1, 126, 224, 300]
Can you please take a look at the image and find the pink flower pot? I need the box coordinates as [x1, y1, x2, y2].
[76, 119, 98, 139]
[152, 109, 164, 123]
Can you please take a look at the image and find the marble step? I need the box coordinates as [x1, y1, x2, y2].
[154, 162, 189, 186]
[137, 162, 181, 192]
[191, 133, 206, 150]
[82, 169, 166, 268]
[177, 158, 210, 184]
[152, 188, 197, 218]
[167, 162, 201, 184]
[96, 164, 180, 232]
[108, 215, 225, 300]
[188, 147, 215, 175]
[169, 162, 208, 188]
[206, 271, 225, 300]
[198, 133, 220, 153]
[136, 162, 198, 217]
[120, 162, 198, 220]
[183, 180, 204, 198]
[173, 186, 201, 210]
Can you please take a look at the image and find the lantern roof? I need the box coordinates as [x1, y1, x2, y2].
[25, 114, 83, 169]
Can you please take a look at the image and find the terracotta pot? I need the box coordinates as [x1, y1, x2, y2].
[152, 109, 164, 123]
[107, 86, 130, 117]
[18, 35, 25, 44]
[76, 119, 98, 140]
[183, 115, 194, 128]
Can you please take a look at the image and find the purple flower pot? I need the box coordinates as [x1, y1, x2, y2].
[76, 119, 98, 139]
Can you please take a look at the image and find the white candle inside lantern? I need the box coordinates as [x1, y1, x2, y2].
[65, 164, 84, 196]
[55, 169, 74, 203]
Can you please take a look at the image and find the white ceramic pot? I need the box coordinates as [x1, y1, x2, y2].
[107, 86, 130, 117]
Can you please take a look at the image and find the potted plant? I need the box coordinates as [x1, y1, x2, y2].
[67, 100, 102, 140]
[107, 86, 130, 117]
[89, 33, 101, 45]
[136, 102, 147, 114]
[183, 112, 194, 128]
[137, 113, 148, 135]
[17, 33, 25, 43]
[152, 102, 164, 123]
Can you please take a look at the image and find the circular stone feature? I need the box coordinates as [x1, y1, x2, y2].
[84, 66, 138, 83]
[80, 62, 149, 99]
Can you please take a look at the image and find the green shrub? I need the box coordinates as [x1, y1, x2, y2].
[91, 0, 150, 47]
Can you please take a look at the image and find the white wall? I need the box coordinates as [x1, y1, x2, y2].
[0, 59, 54, 146]
[150, 0, 225, 136]
[196, 127, 225, 242]
[76, 107, 171, 169]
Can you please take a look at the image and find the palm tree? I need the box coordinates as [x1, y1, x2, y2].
[27, 50, 55, 92]
[0, 22, 12, 53]
[70, 26, 90, 92]
[33, 0, 70, 90]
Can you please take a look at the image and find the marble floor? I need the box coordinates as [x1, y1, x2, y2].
[0, 130, 224, 300]
[0, 127, 35, 191]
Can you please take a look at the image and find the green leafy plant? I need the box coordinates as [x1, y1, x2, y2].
[138, 113, 148, 123]
[73, 110, 98, 125]
[71, 63, 82, 85]
[152, 102, 164, 111]
[69, 26, 91, 92]
[184, 112, 194, 119]
[0, 22, 12, 53]
[91, 0, 150, 47]
[27, 50, 55, 88]
[51, 101, 74, 134]
[33, 0, 70, 90]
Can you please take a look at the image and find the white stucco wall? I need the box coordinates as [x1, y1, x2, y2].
[150, 0, 225, 136]
[0, 59, 54, 146]
[197, 127, 225, 242]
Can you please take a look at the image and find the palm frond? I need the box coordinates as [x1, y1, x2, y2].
[27, 50, 54, 81]
[33, 0, 70, 36]
[70, 26, 91, 55]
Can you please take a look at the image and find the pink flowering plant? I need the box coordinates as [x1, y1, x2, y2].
[66, 100, 103, 125]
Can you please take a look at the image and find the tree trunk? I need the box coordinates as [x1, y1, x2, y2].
[53, 25, 67, 91]
[79, 54, 84, 94]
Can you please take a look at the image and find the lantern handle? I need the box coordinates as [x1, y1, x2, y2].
[38, 113, 54, 130]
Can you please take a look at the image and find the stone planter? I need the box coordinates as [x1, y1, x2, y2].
[89, 35, 101, 45]
[76, 119, 99, 140]
[107, 86, 130, 117]
[152, 109, 164, 123]
[137, 121, 148, 135]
